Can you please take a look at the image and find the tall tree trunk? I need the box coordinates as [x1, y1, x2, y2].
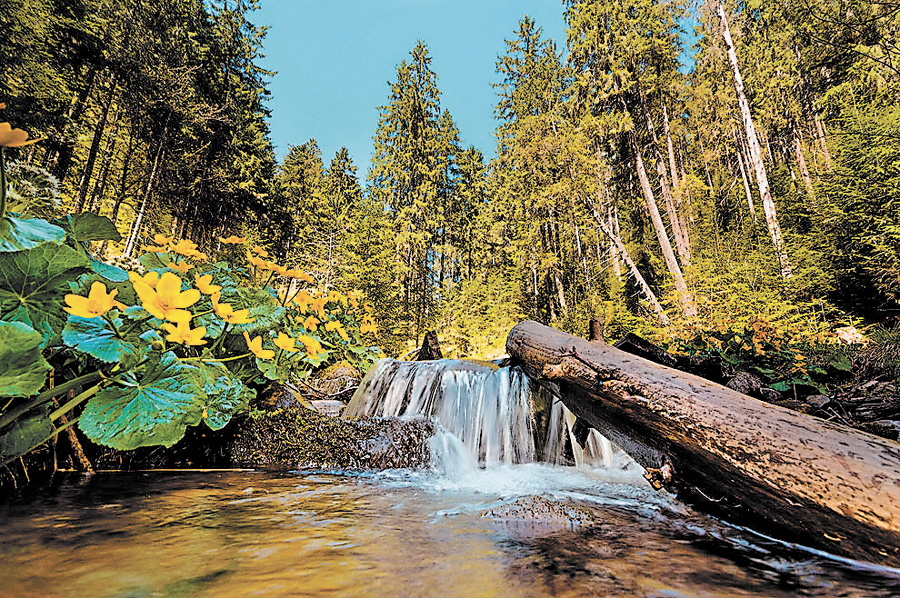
[633, 137, 696, 318]
[123, 136, 166, 258]
[663, 105, 680, 191]
[584, 194, 669, 325]
[98, 131, 136, 256]
[732, 125, 757, 221]
[48, 66, 98, 181]
[813, 111, 832, 169]
[87, 124, 119, 212]
[719, 3, 792, 279]
[636, 89, 691, 267]
[75, 72, 118, 212]
[793, 133, 817, 209]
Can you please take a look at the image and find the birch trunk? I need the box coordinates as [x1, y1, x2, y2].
[719, 4, 792, 278]
[123, 137, 165, 258]
[663, 105, 679, 191]
[814, 111, 832, 169]
[633, 138, 697, 318]
[732, 125, 757, 221]
[794, 134, 817, 208]
[584, 194, 669, 325]
[637, 89, 691, 267]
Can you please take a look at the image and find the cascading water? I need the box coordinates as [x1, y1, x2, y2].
[344, 358, 627, 475]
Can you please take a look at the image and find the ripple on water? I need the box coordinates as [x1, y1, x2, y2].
[0, 469, 899, 598]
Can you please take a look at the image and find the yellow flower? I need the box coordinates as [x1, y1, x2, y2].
[167, 260, 192, 273]
[0, 122, 44, 147]
[268, 262, 289, 276]
[143, 244, 169, 253]
[303, 315, 320, 331]
[338, 327, 349, 342]
[274, 331, 299, 352]
[360, 319, 377, 335]
[250, 245, 269, 257]
[133, 271, 200, 323]
[328, 291, 348, 306]
[129, 271, 160, 289]
[218, 235, 246, 244]
[246, 253, 268, 269]
[169, 239, 199, 256]
[195, 274, 222, 295]
[348, 293, 360, 309]
[243, 331, 275, 360]
[310, 295, 328, 319]
[211, 292, 254, 325]
[64, 282, 126, 318]
[286, 269, 315, 284]
[324, 320, 342, 332]
[153, 233, 174, 247]
[292, 291, 313, 311]
[162, 321, 207, 346]
[297, 334, 326, 360]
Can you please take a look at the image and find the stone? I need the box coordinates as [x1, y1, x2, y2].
[726, 372, 762, 397]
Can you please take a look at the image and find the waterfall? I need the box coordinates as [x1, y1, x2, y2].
[344, 358, 621, 472]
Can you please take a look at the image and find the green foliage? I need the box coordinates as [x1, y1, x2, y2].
[0, 322, 52, 398]
[0, 208, 386, 464]
[0, 240, 89, 344]
[0, 215, 67, 252]
[79, 352, 204, 450]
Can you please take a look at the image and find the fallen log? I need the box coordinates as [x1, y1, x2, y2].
[507, 320, 900, 568]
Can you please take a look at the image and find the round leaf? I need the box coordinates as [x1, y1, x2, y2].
[0, 321, 52, 397]
[79, 352, 205, 450]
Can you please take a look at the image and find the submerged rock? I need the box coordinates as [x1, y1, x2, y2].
[230, 406, 435, 470]
[483, 496, 599, 528]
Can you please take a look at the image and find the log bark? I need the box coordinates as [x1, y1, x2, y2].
[507, 320, 900, 568]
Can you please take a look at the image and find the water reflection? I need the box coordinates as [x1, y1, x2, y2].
[1, 470, 898, 598]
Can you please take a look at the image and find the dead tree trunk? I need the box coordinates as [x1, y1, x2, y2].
[507, 320, 900, 568]
[719, 4, 792, 279]
[417, 330, 443, 361]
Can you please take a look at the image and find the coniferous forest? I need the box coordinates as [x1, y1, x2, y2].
[1, 0, 900, 471]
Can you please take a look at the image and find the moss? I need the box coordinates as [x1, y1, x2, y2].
[230, 406, 434, 470]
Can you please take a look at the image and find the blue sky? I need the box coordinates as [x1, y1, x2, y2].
[253, 1, 568, 174]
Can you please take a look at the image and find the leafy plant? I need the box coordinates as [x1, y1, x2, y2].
[0, 124, 385, 463]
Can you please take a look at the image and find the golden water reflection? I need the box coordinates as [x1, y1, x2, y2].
[0, 471, 897, 597]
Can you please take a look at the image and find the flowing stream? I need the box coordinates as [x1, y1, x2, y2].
[2, 359, 898, 597]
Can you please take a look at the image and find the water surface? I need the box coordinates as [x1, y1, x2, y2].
[2, 468, 898, 598]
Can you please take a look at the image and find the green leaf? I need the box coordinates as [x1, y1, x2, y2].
[52, 213, 121, 243]
[770, 381, 792, 392]
[0, 242, 90, 345]
[255, 355, 294, 382]
[74, 269, 136, 305]
[226, 287, 285, 335]
[89, 257, 130, 283]
[0, 321, 52, 397]
[79, 352, 205, 450]
[196, 361, 252, 430]
[0, 404, 51, 458]
[62, 315, 141, 364]
[138, 251, 174, 271]
[0, 215, 66, 252]
[830, 353, 853, 372]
